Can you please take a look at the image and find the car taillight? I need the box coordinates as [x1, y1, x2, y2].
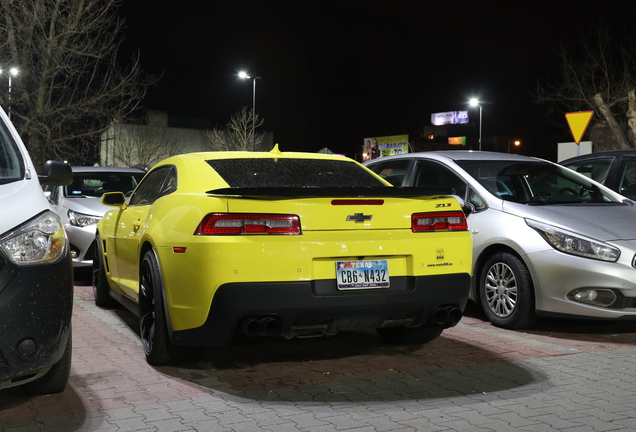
[412, 211, 468, 232]
[195, 213, 301, 235]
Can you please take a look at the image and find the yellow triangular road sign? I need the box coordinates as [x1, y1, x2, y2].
[565, 111, 594, 144]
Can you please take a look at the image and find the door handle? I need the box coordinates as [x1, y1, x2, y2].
[133, 219, 141, 232]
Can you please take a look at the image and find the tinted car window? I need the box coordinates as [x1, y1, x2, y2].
[618, 158, 636, 198]
[366, 159, 411, 186]
[129, 166, 176, 206]
[208, 158, 384, 188]
[65, 172, 144, 198]
[411, 160, 467, 199]
[562, 157, 613, 184]
[457, 160, 620, 204]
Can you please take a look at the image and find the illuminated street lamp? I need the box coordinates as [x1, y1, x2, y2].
[0, 67, 19, 119]
[469, 98, 482, 151]
[508, 140, 521, 153]
[238, 71, 260, 151]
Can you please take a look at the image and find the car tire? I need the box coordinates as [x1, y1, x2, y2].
[21, 329, 72, 396]
[139, 249, 179, 366]
[93, 235, 116, 308]
[376, 323, 444, 344]
[479, 252, 537, 329]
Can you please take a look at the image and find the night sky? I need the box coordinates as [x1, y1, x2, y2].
[119, 1, 636, 161]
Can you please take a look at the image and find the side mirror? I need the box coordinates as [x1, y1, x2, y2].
[452, 195, 474, 216]
[38, 160, 73, 186]
[101, 191, 126, 207]
[463, 202, 476, 216]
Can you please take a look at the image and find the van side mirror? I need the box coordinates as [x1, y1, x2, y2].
[38, 160, 73, 186]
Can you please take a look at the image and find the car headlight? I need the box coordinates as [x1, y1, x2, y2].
[526, 219, 620, 262]
[68, 209, 101, 227]
[0, 211, 67, 265]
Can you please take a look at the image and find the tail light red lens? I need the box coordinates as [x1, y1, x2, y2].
[195, 213, 301, 235]
[412, 211, 468, 232]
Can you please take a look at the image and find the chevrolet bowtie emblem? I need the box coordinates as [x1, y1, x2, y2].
[347, 213, 372, 223]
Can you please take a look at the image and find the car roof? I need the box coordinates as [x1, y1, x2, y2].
[71, 166, 146, 173]
[368, 150, 548, 163]
[561, 149, 636, 163]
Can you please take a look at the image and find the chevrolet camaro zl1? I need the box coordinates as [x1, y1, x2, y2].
[93, 147, 472, 365]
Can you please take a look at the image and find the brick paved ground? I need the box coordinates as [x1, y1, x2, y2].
[1, 272, 636, 431]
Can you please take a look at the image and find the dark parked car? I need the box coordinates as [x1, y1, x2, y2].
[561, 150, 636, 200]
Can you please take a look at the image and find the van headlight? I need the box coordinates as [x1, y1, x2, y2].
[526, 219, 620, 262]
[0, 211, 67, 265]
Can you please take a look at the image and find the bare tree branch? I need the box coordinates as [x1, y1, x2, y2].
[105, 121, 180, 169]
[534, 22, 636, 148]
[205, 107, 266, 151]
[0, 0, 156, 169]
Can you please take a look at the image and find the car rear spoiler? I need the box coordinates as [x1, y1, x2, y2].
[207, 186, 454, 198]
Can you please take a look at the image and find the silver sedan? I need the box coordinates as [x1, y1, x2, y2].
[365, 151, 636, 329]
[44, 166, 146, 267]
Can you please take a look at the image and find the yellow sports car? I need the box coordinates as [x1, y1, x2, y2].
[93, 147, 472, 365]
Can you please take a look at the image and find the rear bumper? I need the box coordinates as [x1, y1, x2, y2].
[0, 253, 73, 390]
[171, 272, 471, 347]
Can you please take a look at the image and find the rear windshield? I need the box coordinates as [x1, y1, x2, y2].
[0, 118, 25, 184]
[207, 158, 385, 188]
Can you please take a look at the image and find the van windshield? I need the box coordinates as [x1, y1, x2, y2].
[0, 117, 25, 185]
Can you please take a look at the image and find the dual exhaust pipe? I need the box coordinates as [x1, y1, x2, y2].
[241, 317, 283, 338]
[429, 305, 463, 328]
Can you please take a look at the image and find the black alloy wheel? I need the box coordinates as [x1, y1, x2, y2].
[139, 249, 178, 366]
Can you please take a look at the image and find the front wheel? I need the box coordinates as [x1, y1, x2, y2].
[139, 249, 178, 366]
[479, 252, 536, 329]
[377, 323, 444, 344]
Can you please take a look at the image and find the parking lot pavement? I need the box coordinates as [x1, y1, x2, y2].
[2, 273, 636, 432]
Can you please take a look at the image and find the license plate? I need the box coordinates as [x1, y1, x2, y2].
[336, 260, 390, 289]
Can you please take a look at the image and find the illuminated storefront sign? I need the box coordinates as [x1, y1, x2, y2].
[431, 111, 469, 126]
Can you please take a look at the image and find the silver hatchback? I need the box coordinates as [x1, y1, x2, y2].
[365, 151, 636, 329]
[45, 166, 146, 267]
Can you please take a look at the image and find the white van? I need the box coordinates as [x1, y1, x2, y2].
[0, 106, 74, 395]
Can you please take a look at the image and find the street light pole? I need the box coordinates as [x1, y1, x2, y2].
[251, 76, 256, 151]
[469, 98, 482, 151]
[0, 67, 19, 119]
[238, 71, 260, 151]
